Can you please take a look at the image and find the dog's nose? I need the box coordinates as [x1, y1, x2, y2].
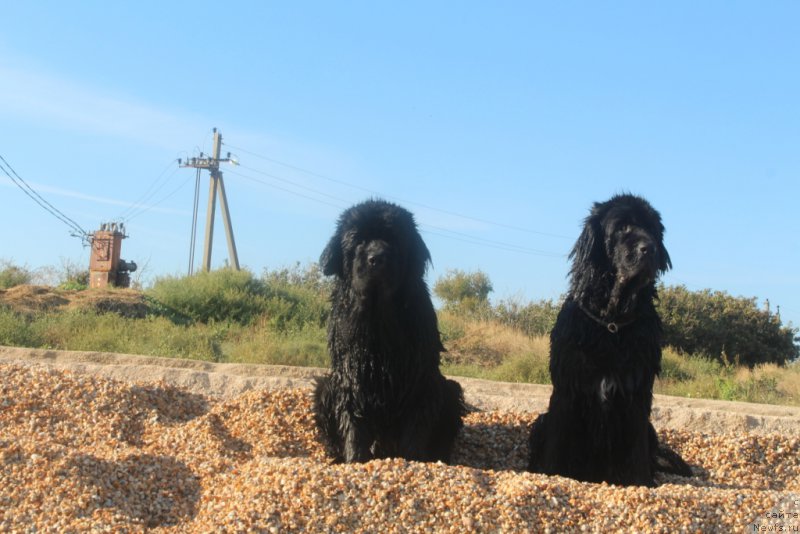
[638, 243, 654, 256]
[367, 250, 386, 267]
[365, 240, 389, 268]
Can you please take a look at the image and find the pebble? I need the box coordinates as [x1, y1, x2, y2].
[0, 363, 798, 532]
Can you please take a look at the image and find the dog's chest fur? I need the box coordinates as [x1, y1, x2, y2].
[329, 293, 436, 419]
[552, 301, 661, 407]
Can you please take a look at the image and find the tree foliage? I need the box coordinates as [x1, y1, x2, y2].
[433, 269, 493, 313]
[0, 260, 33, 289]
[657, 284, 799, 366]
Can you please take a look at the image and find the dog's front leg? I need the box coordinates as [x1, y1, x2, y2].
[342, 414, 375, 462]
[397, 413, 435, 462]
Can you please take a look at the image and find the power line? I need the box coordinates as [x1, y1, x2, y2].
[125, 167, 193, 222]
[420, 227, 567, 257]
[234, 163, 352, 206]
[118, 159, 180, 221]
[223, 142, 572, 239]
[419, 224, 567, 258]
[225, 168, 348, 211]
[0, 154, 89, 243]
[226, 166, 566, 258]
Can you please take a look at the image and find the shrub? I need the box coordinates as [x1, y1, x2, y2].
[433, 269, 493, 315]
[56, 259, 90, 290]
[147, 268, 270, 325]
[657, 285, 799, 367]
[494, 296, 560, 337]
[260, 263, 331, 332]
[0, 260, 33, 289]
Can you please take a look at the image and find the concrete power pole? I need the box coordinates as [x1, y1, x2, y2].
[180, 128, 240, 272]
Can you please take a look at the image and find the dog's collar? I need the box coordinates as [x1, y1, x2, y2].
[576, 302, 636, 334]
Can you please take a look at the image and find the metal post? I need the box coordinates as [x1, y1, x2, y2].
[201, 171, 218, 272]
[182, 128, 240, 272]
[188, 168, 201, 275]
[216, 174, 240, 270]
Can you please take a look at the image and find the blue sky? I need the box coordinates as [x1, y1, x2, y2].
[1, 2, 798, 327]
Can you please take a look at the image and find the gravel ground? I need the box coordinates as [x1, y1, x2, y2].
[1, 360, 799, 532]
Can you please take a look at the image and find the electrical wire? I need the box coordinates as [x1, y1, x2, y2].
[419, 224, 566, 258]
[0, 154, 89, 243]
[225, 168, 349, 211]
[235, 163, 352, 206]
[225, 165, 566, 258]
[419, 227, 566, 257]
[124, 167, 192, 222]
[118, 159, 180, 221]
[223, 142, 572, 239]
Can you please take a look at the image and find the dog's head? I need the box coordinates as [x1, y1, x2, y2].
[320, 199, 431, 300]
[571, 193, 671, 292]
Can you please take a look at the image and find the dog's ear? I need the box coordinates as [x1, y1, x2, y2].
[570, 207, 606, 269]
[650, 206, 672, 274]
[409, 229, 433, 279]
[657, 235, 672, 274]
[320, 233, 343, 277]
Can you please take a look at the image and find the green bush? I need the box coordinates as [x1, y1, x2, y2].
[147, 268, 270, 325]
[147, 265, 331, 331]
[55, 259, 90, 290]
[433, 269, 493, 315]
[0, 260, 33, 289]
[657, 284, 799, 367]
[260, 263, 331, 332]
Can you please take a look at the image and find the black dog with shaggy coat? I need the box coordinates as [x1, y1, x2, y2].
[528, 193, 692, 486]
[313, 199, 465, 463]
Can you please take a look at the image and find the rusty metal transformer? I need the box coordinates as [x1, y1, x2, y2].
[89, 223, 137, 289]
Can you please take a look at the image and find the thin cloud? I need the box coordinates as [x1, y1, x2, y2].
[0, 61, 205, 150]
[0, 176, 188, 216]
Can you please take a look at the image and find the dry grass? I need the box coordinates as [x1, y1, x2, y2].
[440, 311, 540, 366]
[656, 349, 800, 406]
[439, 311, 550, 384]
[0, 285, 147, 318]
[221, 316, 328, 368]
[440, 315, 800, 406]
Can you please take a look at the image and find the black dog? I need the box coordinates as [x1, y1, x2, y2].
[528, 193, 692, 486]
[313, 199, 465, 463]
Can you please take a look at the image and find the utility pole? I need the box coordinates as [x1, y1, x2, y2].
[180, 128, 240, 272]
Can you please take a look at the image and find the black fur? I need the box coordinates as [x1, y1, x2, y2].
[527, 193, 692, 486]
[313, 199, 465, 463]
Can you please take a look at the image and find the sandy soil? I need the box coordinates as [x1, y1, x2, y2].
[2, 345, 798, 435]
